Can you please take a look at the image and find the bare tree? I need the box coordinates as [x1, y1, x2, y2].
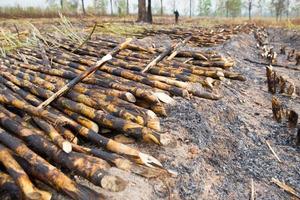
[81, 0, 86, 14]
[257, 0, 264, 16]
[247, 0, 253, 20]
[160, 0, 163, 15]
[286, 0, 290, 18]
[110, 0, 113, 14]
[271, 0, 285, 20]
[138, 0, 147, 21]
[225, 0, 229, 17]
[137, 0, 152, 23]
[127, 0, 129, 14]
[147, 0, 153, 23]
[190, 0, 192, 17]
[173, 0, 176, 11]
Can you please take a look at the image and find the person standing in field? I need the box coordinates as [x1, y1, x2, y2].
[174, 10, 179, 24]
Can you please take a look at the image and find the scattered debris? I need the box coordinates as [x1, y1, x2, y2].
[272, 178, 300, 199]
[265, 140, 282, 163]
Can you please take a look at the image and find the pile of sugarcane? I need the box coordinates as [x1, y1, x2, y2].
[138, 23, 259, 47]
[0, 22, 247, 199]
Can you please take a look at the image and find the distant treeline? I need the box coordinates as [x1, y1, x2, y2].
[0, 0, 299, 20]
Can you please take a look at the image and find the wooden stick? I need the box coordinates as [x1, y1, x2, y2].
[71, 22, 97, 53]
[266, 140, 282, 163]
[37, 38, 132, 109]
[167, 36, 192, 60]
[141, 45, 174, 73]
[272, 178, 300, 198]
[251, 179, 255, 200]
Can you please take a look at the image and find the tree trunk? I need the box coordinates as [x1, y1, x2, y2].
[286, 0, 289, 18]
[110, 0, 113, 15]
[138, 0, 147, 22]
[60, 0, 63, 9]
[248, 1, 252, 20]
[173, 0, 175, 11]
[226, 0, 229, 17]
[147, 0, 153, 23]
[160, 0, 163, 15]
[190, 0, 192, 17]
[127, 0, 129, 14]
[81, 0, 86, 14]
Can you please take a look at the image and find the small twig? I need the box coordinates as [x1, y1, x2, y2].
[266, 140, 282, 163]
[272, 178, 300, 198]
[13, 24, 20, 39]
[141, 45, 173, 73]
[167, 35, 192, 60]
[17, 51, 28, 64]
[71, 22, 97, 53]
[183, 58, 193, 64]
[251, 179, 255, 200]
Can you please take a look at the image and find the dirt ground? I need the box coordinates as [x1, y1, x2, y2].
[1, 18, 299, 200]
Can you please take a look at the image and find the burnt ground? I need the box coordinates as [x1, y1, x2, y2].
[93, 28, 300, 200]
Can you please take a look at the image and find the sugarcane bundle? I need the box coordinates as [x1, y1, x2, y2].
[15, 35, 242, 99]
[0, 127, 104, 200]
[0, 144, 52, 200]
[0, 110, 127, 192]
[31, 38, 240, 83]
[3, 55, 169, 116]
[6, 62, 136, 103]
[1, 66, 147, 126]
[0, 72, 162, 144]
[3, 56, 161, 104]
[0, 78, 164, 168]
[3, 51, 221, 101]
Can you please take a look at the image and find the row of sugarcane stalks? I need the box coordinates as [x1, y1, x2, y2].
[136, 23, 260, 47]
[0, 29, 245, 199]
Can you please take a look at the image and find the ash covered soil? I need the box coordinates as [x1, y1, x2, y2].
[92, 28, 300, 200]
